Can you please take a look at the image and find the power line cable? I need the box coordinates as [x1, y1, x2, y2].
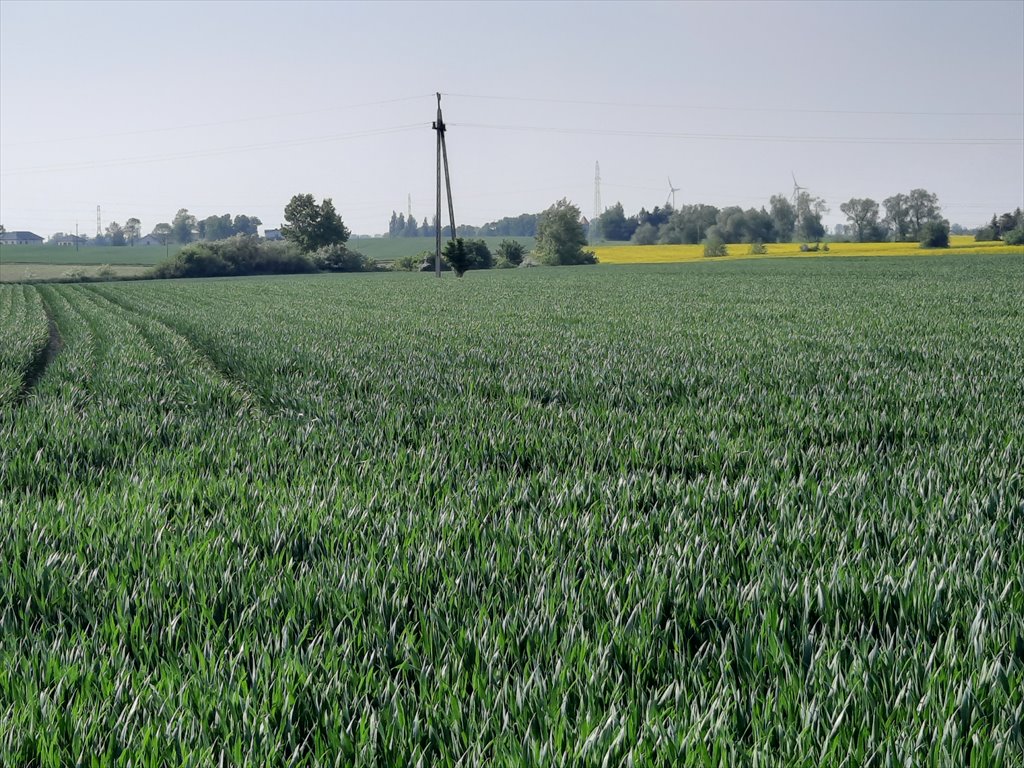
[452, 122, 1022, 146]
[442, 92, 1024, 119]
[0, 94, 435, 148]
[1, 123, 426, 176]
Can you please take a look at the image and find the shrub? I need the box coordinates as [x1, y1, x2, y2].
[311, 243, 378, 272]
[748, 241, 767, 255]
[919, 221, 950, 248]
[630, 222, 659, 246]
[443, 238, 472, 277]
[1003, 227, 1024, 245]
[441, 239, 494, 275]
[418, 252, 451, 272]
[974, 227, 998, 241]
[463, 239, 494, 270]
[149, 235, 316, 279]
[703, 235, 728, 257]
[392, 254, 422, 272]
[150, 246, 230, 278]
[494, 239, 526, 266]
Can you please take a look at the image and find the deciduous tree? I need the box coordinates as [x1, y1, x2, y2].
[770, 195, 797, 242]
[281, 194, 350, 253]
[534, 199, 596, 266]
[171, 208, 197, 244]
[596, 202, 638, 242]
[201, 214, 234, 241]
[232, 214, 261, 237]
[105, 221, 126, 246]
[919, 220, 949, 248]
[630, 222, 658, 245]
[153, 222, 173, 243]
[657, 204, 719, 245]
[907, 189, 941, 240]
[883, 194, 911, 241]
[795, 192, 828, 241]
[124, 218, 141, 246]
[840, 198, 884, 242]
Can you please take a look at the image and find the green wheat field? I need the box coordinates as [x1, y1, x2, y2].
[1, 255, 1022, 766]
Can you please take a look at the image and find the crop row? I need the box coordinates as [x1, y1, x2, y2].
[0, 285, 50, 406]
[1, 256, 1022, 765]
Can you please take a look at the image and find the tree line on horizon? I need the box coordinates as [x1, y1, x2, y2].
[597, 188, 956, 246]
[153, 195, 596, 279]
[21, 191, 1020, 258]
[387, 210, 542, 239]
[385, 190, 1023, 249]
[598, 194, 1023, 247]
[43, 209, 263, 247]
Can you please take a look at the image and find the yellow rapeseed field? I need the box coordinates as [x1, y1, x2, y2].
[592, 235, 1023, 264]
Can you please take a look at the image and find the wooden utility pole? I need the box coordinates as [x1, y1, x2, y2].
[434, 95, 443, 276]
[432, 93, 456, 277]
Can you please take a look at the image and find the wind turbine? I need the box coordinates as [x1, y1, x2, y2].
[791, 171, 808, 234]
[791, 171, 807, 209]
[666, 176, 680, 209]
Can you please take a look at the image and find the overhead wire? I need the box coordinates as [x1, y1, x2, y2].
[442, 92, 1024, 119]
[1, 123, 427, 176]
[4, 91, 1020, 229]
[451, 122, 1022, 147]
[0, 94, 436, 148]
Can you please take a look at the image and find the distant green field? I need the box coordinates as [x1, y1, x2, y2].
[0, 244, 179, 266]
[351, 236, 536, 262]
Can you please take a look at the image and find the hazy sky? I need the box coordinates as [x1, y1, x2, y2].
[2, 0, 1022, 238]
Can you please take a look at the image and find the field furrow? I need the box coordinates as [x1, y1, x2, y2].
[83, 285, 260, 414]
[0, 285, 52, 407]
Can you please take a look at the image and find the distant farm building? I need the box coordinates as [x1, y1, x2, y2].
[263, 228, 284, 241]
[136, 233, 166, 246]
[52, 234, 87, 247]
[0, 231, 44, 245]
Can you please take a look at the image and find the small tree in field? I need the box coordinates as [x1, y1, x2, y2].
[703, 232, 728, 257]
[918, 220, 950, 248]
[462, 239, 493, 270]
[443, 238, 471, 277]
[495, 239, 526, 267]
[534, 199, 597, 266]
